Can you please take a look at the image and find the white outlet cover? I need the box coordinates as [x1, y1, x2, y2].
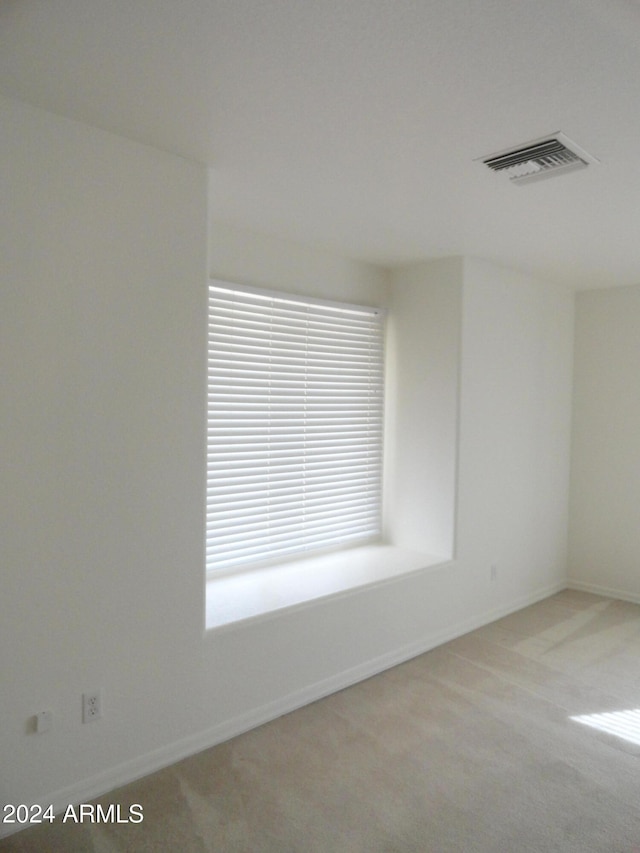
[36, 710, 52, 733]
[82, 690, 103, 723]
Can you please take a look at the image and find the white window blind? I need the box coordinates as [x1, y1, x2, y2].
[207, 281, 385, 574]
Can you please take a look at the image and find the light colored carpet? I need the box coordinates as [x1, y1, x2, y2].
[5, 589, 640, 852]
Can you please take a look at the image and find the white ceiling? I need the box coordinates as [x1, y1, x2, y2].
[2, 0, 640, 288]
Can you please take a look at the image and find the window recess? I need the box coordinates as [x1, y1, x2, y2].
[207, 281, 385, 574]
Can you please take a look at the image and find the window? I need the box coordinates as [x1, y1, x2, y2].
[206, 281, 385, 574]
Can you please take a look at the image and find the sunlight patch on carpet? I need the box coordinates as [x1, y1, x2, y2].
[571, 709, 640, 746]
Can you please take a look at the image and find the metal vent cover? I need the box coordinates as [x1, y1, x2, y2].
[478, 132, 598, 185]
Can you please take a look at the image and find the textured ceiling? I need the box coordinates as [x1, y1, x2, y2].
[2, 0, 640, 288]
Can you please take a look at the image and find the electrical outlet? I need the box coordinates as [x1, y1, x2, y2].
[82, 690, 103, 723]
[35, 710, 52, 734]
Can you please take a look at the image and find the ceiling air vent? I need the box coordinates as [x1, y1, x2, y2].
[479, 132, 598, 185]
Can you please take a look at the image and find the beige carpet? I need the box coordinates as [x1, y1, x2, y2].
[5, 589, 640, 852]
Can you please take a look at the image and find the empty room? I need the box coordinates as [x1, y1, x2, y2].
[3, 2, 640, 851]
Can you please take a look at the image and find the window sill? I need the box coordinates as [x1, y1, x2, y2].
[205, 545, 450, 632]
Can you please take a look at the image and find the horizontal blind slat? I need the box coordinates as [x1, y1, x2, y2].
[206, 487, 381, 518]
[207, 527, 379, 570]
[206, 475, 382, 500]
[208, 512, 379, 542]
[207, 492, 376, 524]
[207, 520, 379, 558]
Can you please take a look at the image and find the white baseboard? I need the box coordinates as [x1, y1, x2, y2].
[567, 578, 640, 606]
[0, 579, 566, 840]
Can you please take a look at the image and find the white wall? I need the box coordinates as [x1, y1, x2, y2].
[1, 94, 574, 823]
[1, 95, 208, 812]
[209, 220, 389, 307]
[569, 285, 640, 601]
[458, 259, 574, 607]
[385, 259, 462, 557]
